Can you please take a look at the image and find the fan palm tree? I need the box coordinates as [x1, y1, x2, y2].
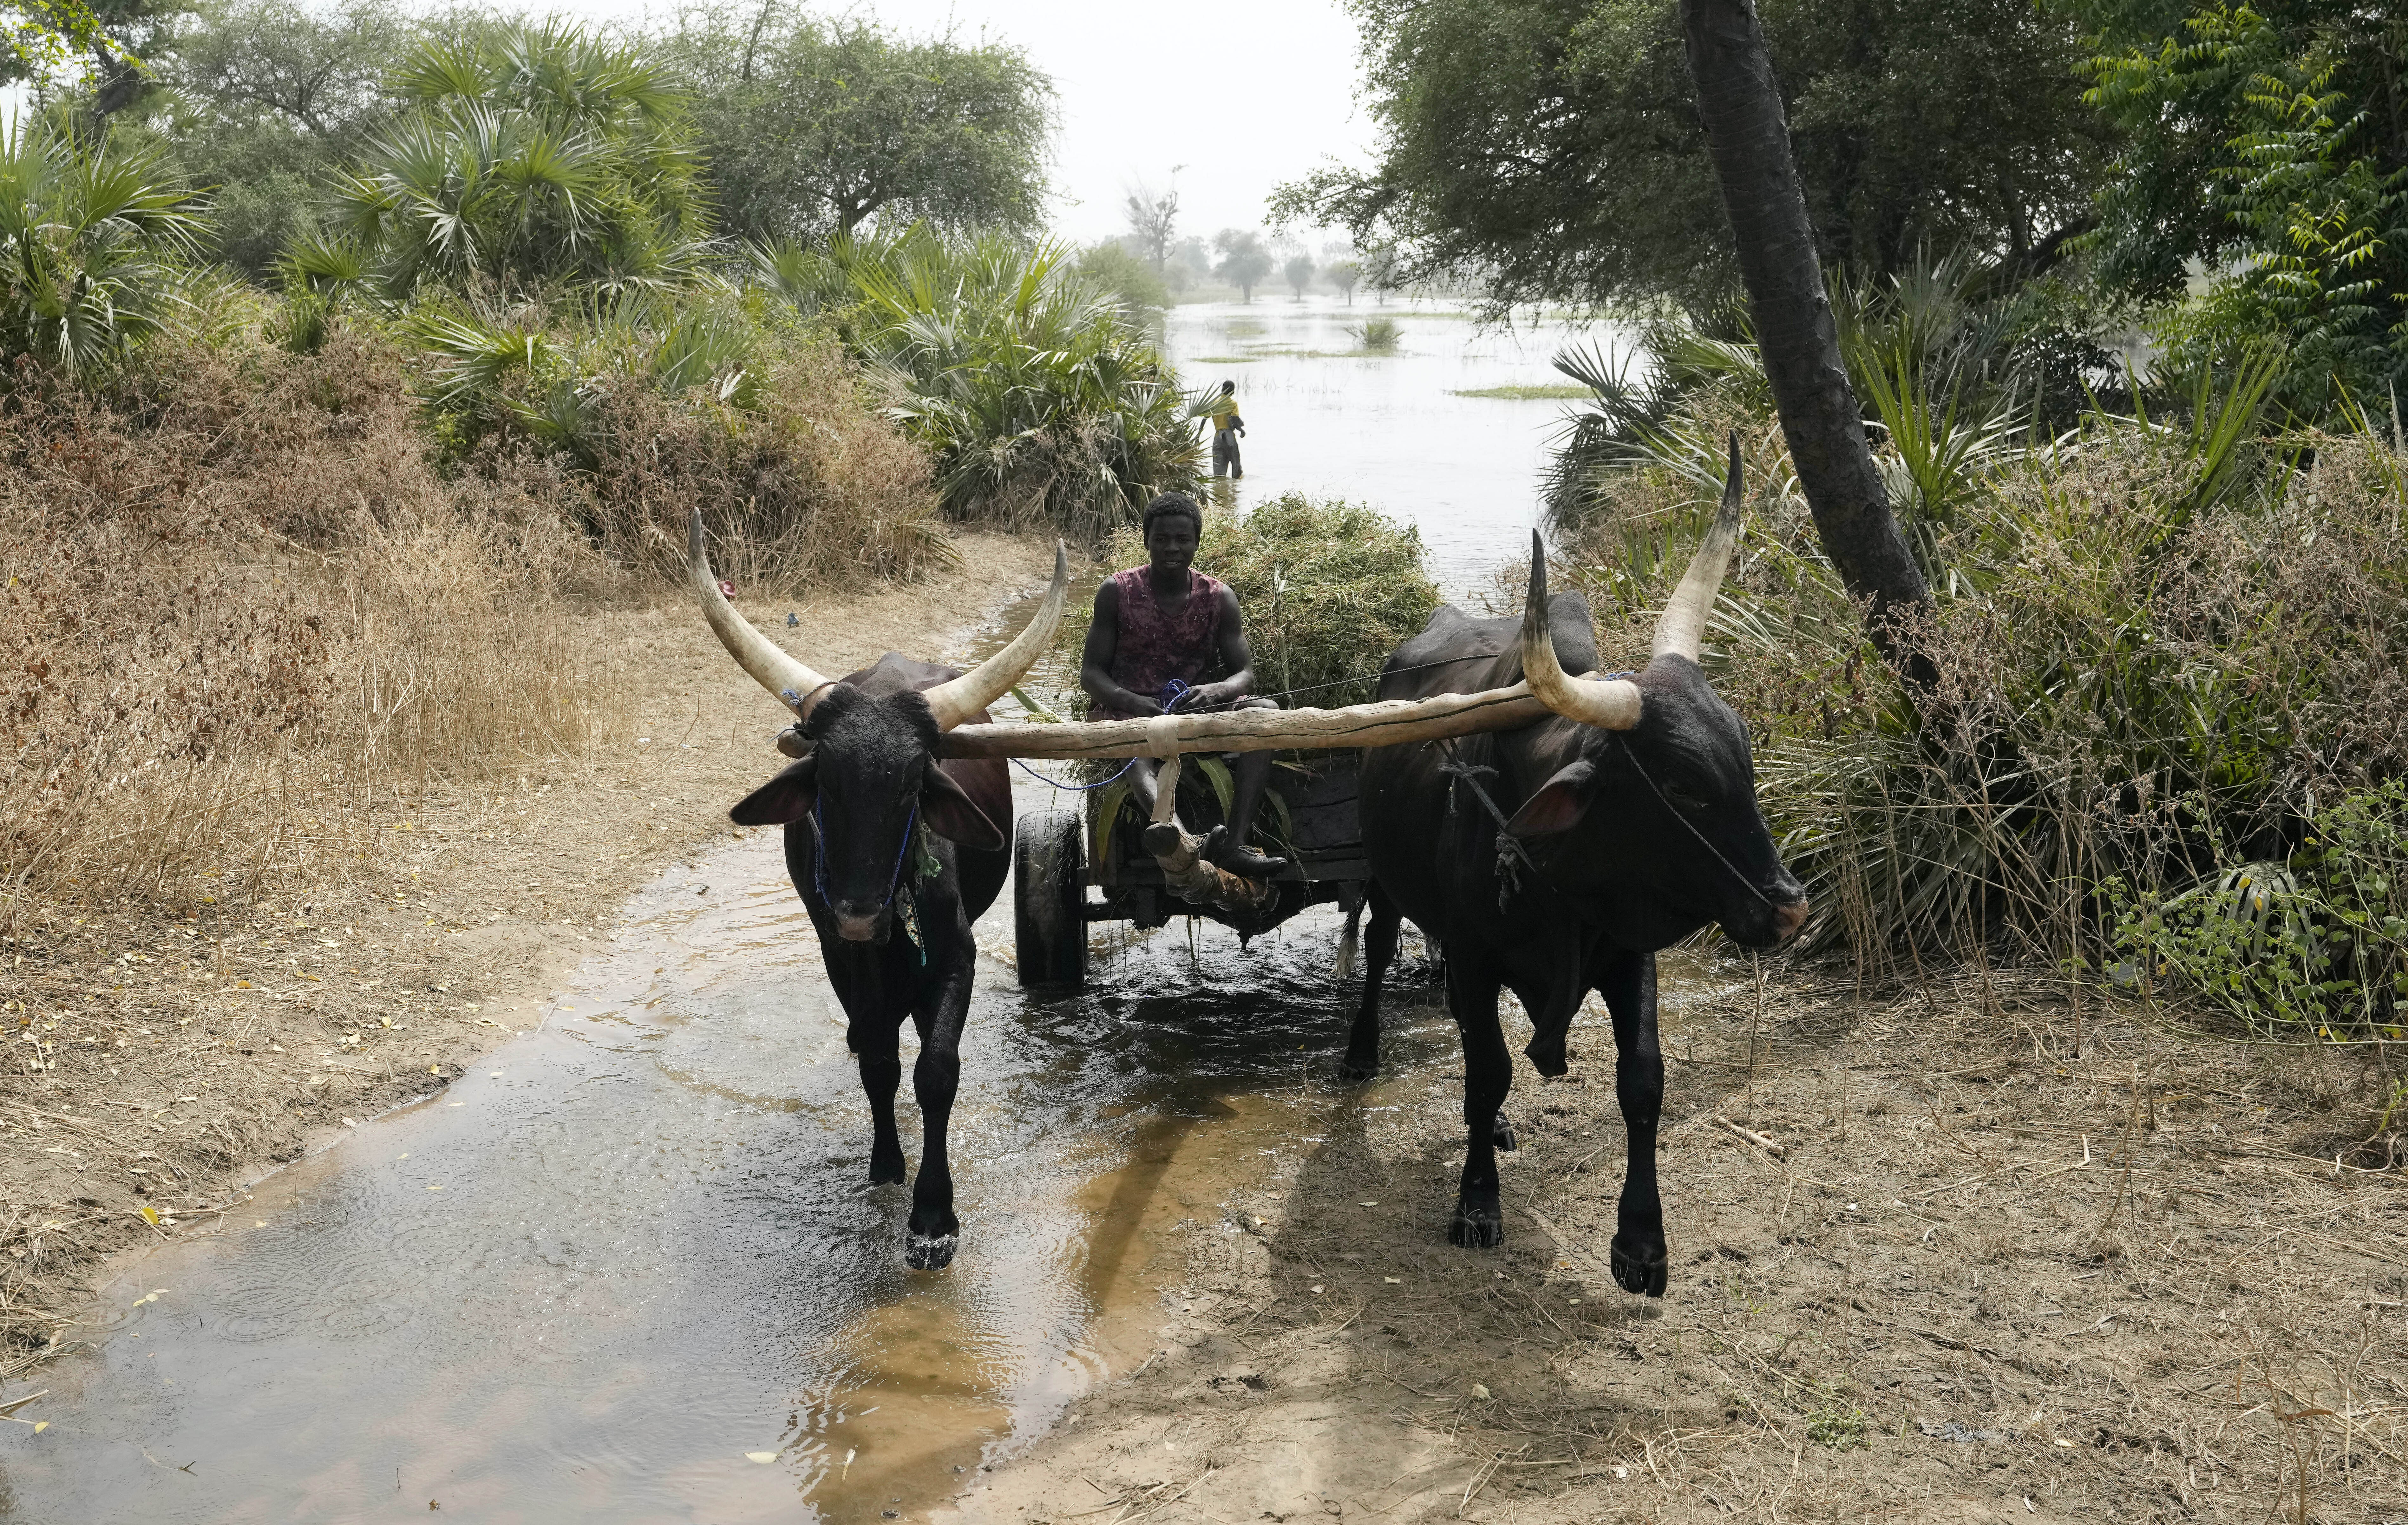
[327, 21, 707, 301]
[0, 119, 206, 376]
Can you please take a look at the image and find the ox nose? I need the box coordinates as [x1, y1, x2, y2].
[832, 905, 886, 942]
[1773, 896, 1809, 944]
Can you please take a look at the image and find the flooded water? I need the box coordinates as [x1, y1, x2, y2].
[1163, 297, 1636, 600]
[0, 303, 1636, 1525]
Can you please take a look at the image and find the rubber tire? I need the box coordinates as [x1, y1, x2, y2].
[1014, 809, 1087, 989]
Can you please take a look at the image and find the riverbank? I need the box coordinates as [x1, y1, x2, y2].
[950, 964, 2407, 1523]
[0, 532, 1057, 1373]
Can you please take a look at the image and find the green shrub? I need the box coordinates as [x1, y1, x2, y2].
[328, 20, 709, 300]
[2111, 784, 2408, 1042]
[0, 118, 207, 376]
[1348, 317, 1401, 352]
[1551, 301, 2408, 1029]
[753, 227, 1201, 537]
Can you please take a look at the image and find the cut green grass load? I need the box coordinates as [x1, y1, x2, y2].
[1049, 494, 1442, 856]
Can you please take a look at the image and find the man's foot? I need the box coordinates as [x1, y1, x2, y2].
[1205, 824, 1286, 879]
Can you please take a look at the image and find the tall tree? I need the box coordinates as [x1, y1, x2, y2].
[1214, 229, 1272, 301]
[1679, 0, 1932, 677]
[143, 0, 412, 276]
[1277, 0, 2109, 310]
[1284, 253, 1315, 299]
[663, 7, 1053, 241]
[1124, 174, 1178, 271]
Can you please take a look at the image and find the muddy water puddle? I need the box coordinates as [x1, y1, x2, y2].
[0, 771, 1463, 1524]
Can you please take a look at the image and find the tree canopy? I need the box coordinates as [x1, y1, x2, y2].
[663, 7, 1053, 242]
[1275, 0, 2111, 310]
[2068, 0, 2408, 397]
[320, 20, 707, 300]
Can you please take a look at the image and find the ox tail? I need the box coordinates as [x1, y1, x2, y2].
[1334, 895, 1364, 980]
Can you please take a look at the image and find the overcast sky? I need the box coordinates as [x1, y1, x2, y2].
[586, 0, 1379, 245]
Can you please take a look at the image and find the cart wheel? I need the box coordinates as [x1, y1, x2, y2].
[1014, 809, 1087, 989]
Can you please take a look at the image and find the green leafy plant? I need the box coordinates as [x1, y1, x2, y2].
[0, 118, 206, 376]
[1348, 316, 1401, 352]
[325, 20, 708, 301]
[752, 226, 1199, 536]
[2111, 784, 2408, 1040]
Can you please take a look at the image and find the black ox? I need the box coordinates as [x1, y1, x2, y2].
[1347, 444, 1807, 1295]
[688, 513, 1069, 1270]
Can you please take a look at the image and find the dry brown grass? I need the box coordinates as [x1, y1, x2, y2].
[576, 340, 953, 592]
[1, 312, 964, 926]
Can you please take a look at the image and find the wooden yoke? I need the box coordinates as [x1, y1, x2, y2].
[936, 682, 1554, 760]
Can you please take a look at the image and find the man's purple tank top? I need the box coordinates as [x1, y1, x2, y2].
[1100, 566, 1226, 719]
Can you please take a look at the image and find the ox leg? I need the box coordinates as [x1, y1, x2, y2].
[902, 975, 971, 1272]
[1445, 954, 1510, 1249]
[854, 1019, 908, 1187]
[1599, 949, 1668, 1296]
[1340, 885, 1401, 1082]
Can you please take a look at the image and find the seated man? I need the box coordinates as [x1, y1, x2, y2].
[1079, 492, 1289, 879]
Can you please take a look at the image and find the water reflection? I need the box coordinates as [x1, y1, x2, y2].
[0, 775, 1457, 1523]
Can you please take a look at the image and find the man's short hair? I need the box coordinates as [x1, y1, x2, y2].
[1219, 380, 1235, 394]
[1143, 492, 1203, 540]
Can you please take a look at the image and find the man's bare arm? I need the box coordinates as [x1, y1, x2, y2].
[1192, 587, 1260, 706]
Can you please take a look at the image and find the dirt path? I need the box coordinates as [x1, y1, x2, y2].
[0, 532, 1056, 1371]
[947, 963, 2407, 1524]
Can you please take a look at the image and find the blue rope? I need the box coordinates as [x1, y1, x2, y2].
[813, 795, 922, 913]
[1007, 678, 1201, 792]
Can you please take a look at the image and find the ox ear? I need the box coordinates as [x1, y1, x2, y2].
[730, 756, 818, 827]
[920, 763, 1004, 851]
[1504, 759, 1597, 839]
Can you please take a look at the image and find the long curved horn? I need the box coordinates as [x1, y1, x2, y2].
[688, 510, 837, 718]
[1520, 531, 1641, 730]
[920, 540, 1071, 730]
[1650, 433, 1746, 663]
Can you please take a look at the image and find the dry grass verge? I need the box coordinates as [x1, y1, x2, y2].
[960, 966, 2407, 1523]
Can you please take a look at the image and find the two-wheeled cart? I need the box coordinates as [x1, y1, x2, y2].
[1011, 754, 1369, 989]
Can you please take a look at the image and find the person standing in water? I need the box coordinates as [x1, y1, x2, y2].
[1207, 379, 1245, 479]
[1079, 491, 1287, 878]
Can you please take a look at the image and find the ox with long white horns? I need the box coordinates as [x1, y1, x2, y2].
[1349, 435, 1806, 1291]
[694, 441, 1798, 1286]
[688, 511, 1069, 1270]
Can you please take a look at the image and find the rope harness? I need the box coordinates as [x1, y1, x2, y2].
[1009, 677, 1203, 793]
[813, 795, 931, 964]
[1434, 672, 1785, 919]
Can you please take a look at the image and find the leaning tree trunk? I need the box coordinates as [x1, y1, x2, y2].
[1679, 0, 1936, 691]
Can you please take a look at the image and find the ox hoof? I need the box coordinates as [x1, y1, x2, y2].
[868, 1149, 907, 1187]
[1447, 1197, 1504, 1249]
[1491, 1113, 1518, 1152]
[1337, 1050, 1379, 1083]
[1610, 1233, 1667, 1298]
[904, 1231, 959, 1272]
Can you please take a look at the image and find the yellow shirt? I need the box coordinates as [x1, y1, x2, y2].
[1209, 395, 1241, 432]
